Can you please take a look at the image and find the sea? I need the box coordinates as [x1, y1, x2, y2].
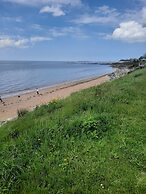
[0, 61, 113, 97]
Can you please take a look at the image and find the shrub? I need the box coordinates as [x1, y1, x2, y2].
[63, 114, 112, 139]
[17, 109, 28, 117]
[9, 129, 20, 139]
[81, 114, 111, 139]
[47, 99, 63, 113]
[63, 116, 83, 137]
[34, 99, 63, 117]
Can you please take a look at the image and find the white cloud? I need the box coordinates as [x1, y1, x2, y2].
[0, 36, 51, 48]
[0, 38, 14, 48]
[95, 5, 117, 15]
[122, 6, 146, 25]
[40, 5, 65, 16]
[48, 26, 88, 38]
[1, 16, 22, 22]
[3, 0, 81, 6]
[0, 37, 28, 48]
[30, 36, 52, 42]
[142, 7, 146, 22]
[73, 15, 116, 24]
[72, 5, 146, 27]
[32, 24, 44, 31]
[110, 21, 146, 42]
[3, 0, 82, 16]
[72, 6, 119, 25]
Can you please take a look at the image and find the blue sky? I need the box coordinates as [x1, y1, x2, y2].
[0, 0, 146, 61]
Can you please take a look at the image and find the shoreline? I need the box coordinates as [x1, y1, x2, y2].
[0, 73, 111, 99]
[0, 74, 110, 123]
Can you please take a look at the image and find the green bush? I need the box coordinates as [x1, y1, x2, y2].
[17, 109, 28, 117]
[81, 114, 111, 139]
[34, 99, 63, 117]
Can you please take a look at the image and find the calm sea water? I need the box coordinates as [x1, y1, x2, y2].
[0, 61, 113, 97]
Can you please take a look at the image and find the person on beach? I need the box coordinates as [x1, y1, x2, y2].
[0, 96, 5, 105]
[36, 89, 40, 95]
[0, 96, 3, 103]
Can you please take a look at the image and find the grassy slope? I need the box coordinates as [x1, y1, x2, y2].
[0, 69, 146, 194]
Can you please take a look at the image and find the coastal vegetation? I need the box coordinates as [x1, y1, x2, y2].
[0, 68, 146, 193]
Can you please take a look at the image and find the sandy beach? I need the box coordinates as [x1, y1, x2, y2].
[0, 74, 110, 122]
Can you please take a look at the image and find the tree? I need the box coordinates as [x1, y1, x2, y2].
[139, 53, 146, 60]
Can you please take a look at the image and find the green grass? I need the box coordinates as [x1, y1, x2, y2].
[0, 69, 146, 194]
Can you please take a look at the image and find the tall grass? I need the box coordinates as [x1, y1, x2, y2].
[17, 109, 28, 118]
[0, 69, 146, 193]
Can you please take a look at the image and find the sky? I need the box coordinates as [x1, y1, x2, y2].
[0, 0, 146, 61]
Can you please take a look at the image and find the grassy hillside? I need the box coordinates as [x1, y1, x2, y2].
[0, 69, 146, 194]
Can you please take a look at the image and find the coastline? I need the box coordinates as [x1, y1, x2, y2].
[0, 73, 111, 99]
[0, 74, 110, 122]
[0, 61, 113, 99]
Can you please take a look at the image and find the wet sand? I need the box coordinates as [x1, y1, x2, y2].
[0, 75, 110, 122]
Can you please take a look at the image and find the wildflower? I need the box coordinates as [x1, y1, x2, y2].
[100, 183, 104, 189]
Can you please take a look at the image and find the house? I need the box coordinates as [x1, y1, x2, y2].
[139, 63, 145, 68]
